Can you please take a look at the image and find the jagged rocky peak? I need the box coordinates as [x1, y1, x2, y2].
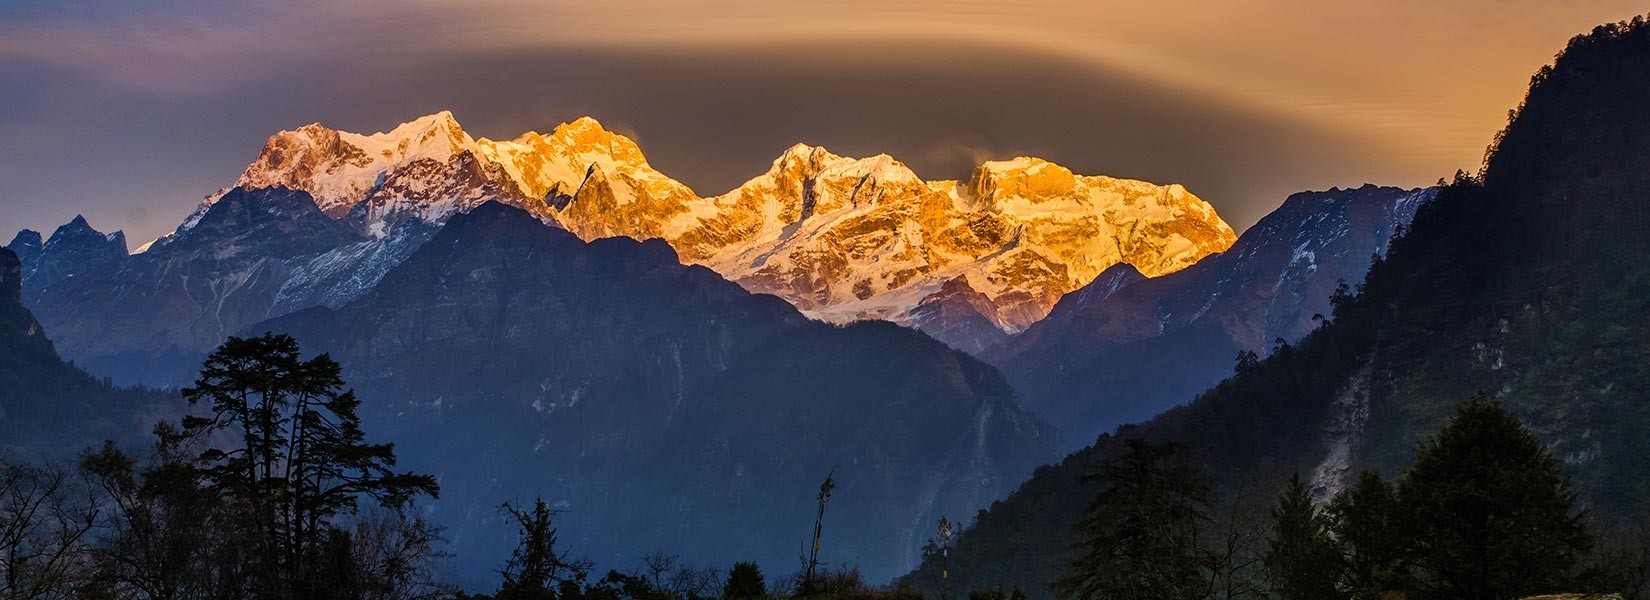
[771, 143, 924, 185]
[907, 275, 1012, 354]
[184, 110, 699, 243]
[697, 142, 932, 232]
[476, 115, 688, 202]
[48, 215, 128, 253]
[26, 215, 125, 283]
[176, 187, 366, 261]
[9, 215, 130, 295]
[546, 116, 647, 161]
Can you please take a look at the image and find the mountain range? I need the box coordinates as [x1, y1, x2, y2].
[178, 112, 1236, 341]
[3, 52, 1463, 592]
[10, 114, 1238, 384]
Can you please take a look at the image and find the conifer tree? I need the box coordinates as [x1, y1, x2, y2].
[1054, 439, 1212, 600]
[1262, 473, 1339, 600]
[1324, 470, 1404, 599]
[1397, 393, 1591, 599]
[723, 562, 765, 600]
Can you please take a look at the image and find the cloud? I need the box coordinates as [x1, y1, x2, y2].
[917, 135, 1001, 182]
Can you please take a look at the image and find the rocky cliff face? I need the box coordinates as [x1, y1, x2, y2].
[989, 184, 1432, 447]
[257, 202, 1059, 584]
[0, 247, 53, 358]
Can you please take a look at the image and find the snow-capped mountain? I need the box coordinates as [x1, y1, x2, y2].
[11, 112, 1235, 385]
[681, 147, 1235, 340]
[173, 112, 1236, 342]
[988, 184, 1434, 447]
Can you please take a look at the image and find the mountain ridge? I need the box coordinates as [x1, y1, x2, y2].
[11, 188, 428, 385]
[166, 111, 1235, 342]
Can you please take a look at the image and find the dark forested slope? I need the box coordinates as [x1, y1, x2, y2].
[0, 247, 173, 455]
[901, 16, 1650, 596]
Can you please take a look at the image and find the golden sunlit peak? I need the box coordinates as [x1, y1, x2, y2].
[547, 115, 619, 142]
[379, 110, 466, 139]
[560, 115, 608, 130]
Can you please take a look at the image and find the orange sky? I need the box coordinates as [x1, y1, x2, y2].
[380, 0, 1646, 170]
[1, 0, 1645, 242]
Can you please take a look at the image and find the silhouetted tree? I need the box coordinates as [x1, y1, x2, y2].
[1054, 439, 1212, 600]
[497, 499, 589, 600]
[0, 459, 98, 599]
[177, 333, 439, 597]
[1397, 393, 1591, 599]
[80, 430, 227, 600]
[1262, 473, 1338, 600]
[722, 562, 764, 600]
[1324, 471, 1404, 599]
[800, 471, 835, 596]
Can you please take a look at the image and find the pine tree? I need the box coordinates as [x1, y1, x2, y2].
[1397, 393, 1591, 599]
[1324, 471, 1404, 599]
[1262, 473, 1339, 600]
[723, 562, 766, 600]
[1054, 439, 1212, 600]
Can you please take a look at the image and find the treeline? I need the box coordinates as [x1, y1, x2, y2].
[0, 334, 946, 600]
[1041, 393, 1650, 600]
[451, 497, 921, 600]
[8, 337, 1650, 599]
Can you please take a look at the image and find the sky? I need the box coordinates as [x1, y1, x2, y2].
[1, 0, 1644, 246]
